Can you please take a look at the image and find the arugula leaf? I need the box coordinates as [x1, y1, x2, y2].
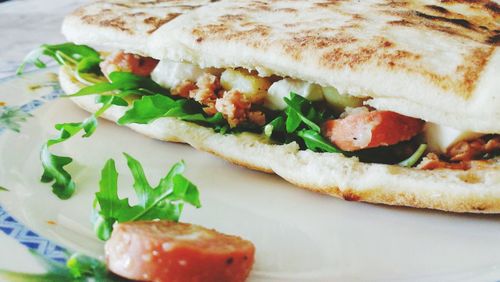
[20, 45, 171, 200]
[0, 250, 125, 282]
[118, 94, 226, 127]
[17, 43, 100, 75]
[96, 95, 129, 107]
[93, 153, 201, 241]
[70, 72, 167, 97]
[284, 106, 302, 133]
[74, 71, 108, 85]
[28, 52, 163, 200]
[41, 100, 114, 199]
[71, 82, 122, 96]
[165, 100, 225, 125]
[298, 130, 341, 153]
[76, 56, 101, 74]
[284, 93, 322, 133]
[398, 144, 427, 167]
[264, 93, 340, 153]
[118, 94, 176, 124]
[66, 253, 113, 280]
[40, 145, 75, 199]
[264, 116, 285, 138]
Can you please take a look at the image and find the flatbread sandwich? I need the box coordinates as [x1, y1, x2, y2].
[51, 0, 499, 213]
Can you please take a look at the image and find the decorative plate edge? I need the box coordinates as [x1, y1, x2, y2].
[0, 68, 68, 263]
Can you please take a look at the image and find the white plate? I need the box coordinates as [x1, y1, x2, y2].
[1, 69, 500, 281]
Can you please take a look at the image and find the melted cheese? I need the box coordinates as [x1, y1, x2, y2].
[264, 78, 323, 110]
[151, 59, 205, 89]
[424, 123, 483, 154]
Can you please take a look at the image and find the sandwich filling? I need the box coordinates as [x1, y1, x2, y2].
[78, 49, 500, 169]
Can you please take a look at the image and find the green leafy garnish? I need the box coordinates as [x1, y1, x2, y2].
[93, 153, 201, 241]
[297, 130, 341, 153]
[264, 116, 285, 138]
[0, 186, 8, 192]
[0, 251, 125, 282]
[40, 99, 117, 199]
[35, 66, 169, 200]
[398, 144, 427, 167]
[17, 43, 101, 75]
[265, 93, 340, 153]
[66, 253, 116, 280]
[118, 94, 226, 127]
[40, 146, 76, 200]
[284, 93, 321, 133]
[70, 72, 167, 97]
[96, 95, 129, 107]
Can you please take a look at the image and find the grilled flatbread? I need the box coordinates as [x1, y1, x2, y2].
[148, 0, 500, 133]
[59, 0, 500, 213]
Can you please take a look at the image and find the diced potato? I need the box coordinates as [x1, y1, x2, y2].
[264, 78, 323, 111]
[322, 86, 364, 113]
[220, 69, 271, 103]
[424, 123, 483, 154]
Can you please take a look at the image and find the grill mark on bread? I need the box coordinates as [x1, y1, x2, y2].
[386, 9, 498, 45]
[440, 0, 500, 16]
[247, 0, 272, 12]
[484, 2, 500, 14]
[455, 47, 495, 96]
[415, 11, 474, 29]
[82, 15, 133, 33]
[487, 32, 500, 44]
[425, 4, 450, 14]
[276, 7, 298, 13]
[320, 37, 421, 71]
[145, 13, 181, 34]
[313, 0, 349, 8]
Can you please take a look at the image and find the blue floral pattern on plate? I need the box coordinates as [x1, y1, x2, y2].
[0, 206, 68, 263]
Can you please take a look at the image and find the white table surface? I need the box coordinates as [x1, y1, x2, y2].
[0, 0, 88, 79]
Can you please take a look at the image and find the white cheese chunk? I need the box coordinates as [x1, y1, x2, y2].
[424, 123, 483, 154]
[264, 78, 323, 111]
[151, 60, 205, 89]
[322, 86, 364, 113]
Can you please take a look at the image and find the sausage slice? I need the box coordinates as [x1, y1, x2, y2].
[323, 110, 424, 151]
[100, 51, 159, 77]
[105, 221, 255, 282]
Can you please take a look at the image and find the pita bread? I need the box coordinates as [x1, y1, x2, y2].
[148, 0, 500, 133]
[62, 0, 215, 55]
[60, 1, 500, 213]
[59, 66, 500, 213]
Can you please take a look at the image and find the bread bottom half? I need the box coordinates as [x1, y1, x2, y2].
[59, 66, 500, 213]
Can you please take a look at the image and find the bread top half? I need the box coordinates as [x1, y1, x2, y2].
[63, 0, 500, 133]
